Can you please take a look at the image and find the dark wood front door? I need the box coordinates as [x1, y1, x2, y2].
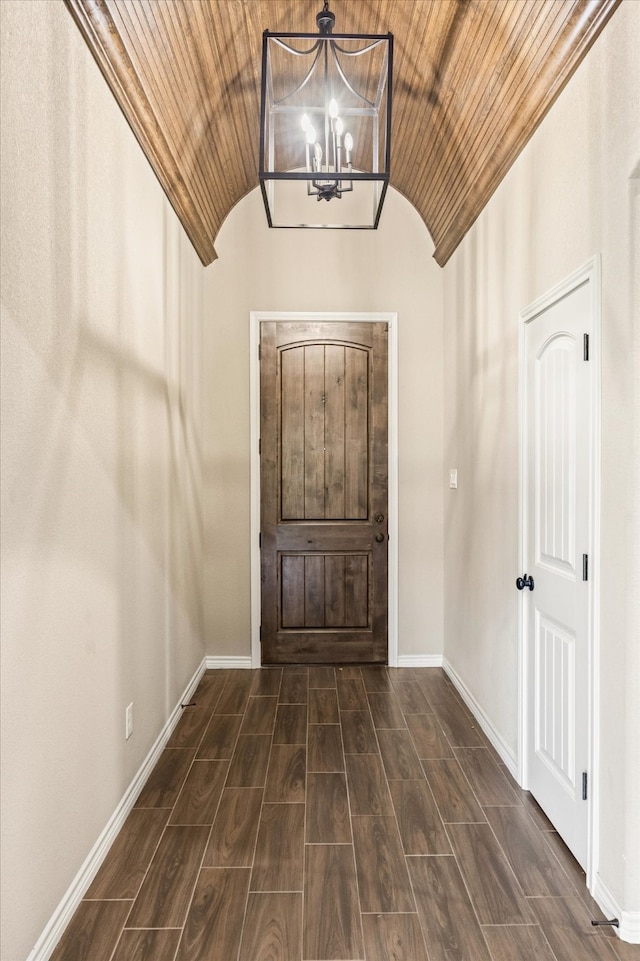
[260, 321, 388, 664]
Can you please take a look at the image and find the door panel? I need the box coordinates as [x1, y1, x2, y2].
[280, 553, 369, 629]
[535, 613, 576, 796]
[524, 280, 591, 869]
[261, 321, 388, 664]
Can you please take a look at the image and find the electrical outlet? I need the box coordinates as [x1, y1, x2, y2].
[125, 703, 134, 740]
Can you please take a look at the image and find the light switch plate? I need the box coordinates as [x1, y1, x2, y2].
[449, 468, 458, 489]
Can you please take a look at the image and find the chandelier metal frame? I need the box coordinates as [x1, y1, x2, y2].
[259, 3, 393, 229]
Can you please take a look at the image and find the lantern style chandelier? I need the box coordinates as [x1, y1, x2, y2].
[259, 1, 393, 229]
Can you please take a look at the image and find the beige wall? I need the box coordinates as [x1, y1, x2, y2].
[202, 186, 444, 661]
[442, 0, 639, 921]
[0, 3, 205, 958]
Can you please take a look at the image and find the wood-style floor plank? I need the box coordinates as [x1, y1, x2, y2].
[481, 924, 558, 961]
[126, 824, 210, 928]
[446, 822, 534, 924]
[430, 697, 485, 747]
[340, 710, 379, 753]
[415, 672, 471, 715]
[453, 746, 522, 805]
[85, 807, 168, 899]
[273, 704, 307, 744]
[392, 679, 434, 714]
[167, 705, 214, 749]
[308, 687, 339, 723]
[337, 665, 363, 678]
[226, 734, 271, 787]
[307, 666, 336, 688]
[528, 896, 622, 961]
[389, 779, 451, 855]
[377, 728, 425, 779]
[484, 803, 577, 896]
[250, 668, 282, 696]
[279, 671, 308, 704]
[306, 772, 351, 843]
[367, 692, 408, 729]
[196, 713, 242, 759]
[251, 803, 305, 892]
[214, 671, 254, 714]
[406, 713, 454, 759]
[238, 892, 303, 961]
[422, 758, 486, 822]
[408, 855, 493, 961]
[134, 748, 195, 808]
[351, 816, 415, 912]
[239, 695, 278, 735]
[169, 759, 228, 825]
[522, 790, 556, 832]
[308, 723, 344, 772]
[192, 673, 226, 708]
[361, 665, 394, 692]
[345, 753, 394, 816]
[362, 912, 430, 961]
[176, 867, 250, 961]
[541, 829, 610, 922]
[203, 787, 263, 867]
[50, 901, 133, 961]
[304, 845, 364, 960]
[111, 929, 182, 961]
[264, 744, 306, 803]
[337, 675, 369, 710]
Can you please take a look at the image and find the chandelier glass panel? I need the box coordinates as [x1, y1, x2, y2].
[259, 4, 393, 229]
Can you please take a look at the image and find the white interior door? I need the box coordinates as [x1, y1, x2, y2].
[520, 261, 599, 871]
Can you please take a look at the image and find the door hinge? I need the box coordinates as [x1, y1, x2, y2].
[583, 554, 589, 581]
[584, 333, 589, 361]
[582, 771, 588, 800]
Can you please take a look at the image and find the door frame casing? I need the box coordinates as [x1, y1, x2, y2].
[250, 311, 399, 668]
[517, 256, 601, 888]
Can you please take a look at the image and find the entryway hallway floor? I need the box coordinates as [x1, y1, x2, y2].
[51, 667, 634, 960]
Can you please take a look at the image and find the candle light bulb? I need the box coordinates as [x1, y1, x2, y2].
[314, 142, 323, 164]
[306, 125, 316, 145]
[329, 99, 339, 119]
[301, 113, 311, 132]
[335, 117, 344, 136]
[344, 132, 353, 161]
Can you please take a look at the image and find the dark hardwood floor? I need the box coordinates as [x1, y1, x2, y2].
[51, 667, 636, 961]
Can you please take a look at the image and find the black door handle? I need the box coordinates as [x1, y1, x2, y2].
[516, 574, 534, 591]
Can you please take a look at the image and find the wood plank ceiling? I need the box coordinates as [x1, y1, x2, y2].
[65, 0, 620, 267]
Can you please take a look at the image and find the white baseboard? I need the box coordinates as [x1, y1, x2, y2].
[443, 657, 518, 779]
[592, 875, 640, 944]
[204, 655, 252, 670]
[28, 657, 209, 961]
[397, 654, 444, 668]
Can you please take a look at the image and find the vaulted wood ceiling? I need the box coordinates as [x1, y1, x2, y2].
[65, 0, 620, 266]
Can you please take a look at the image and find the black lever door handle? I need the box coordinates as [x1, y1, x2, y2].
[516, 574, 534, 591]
